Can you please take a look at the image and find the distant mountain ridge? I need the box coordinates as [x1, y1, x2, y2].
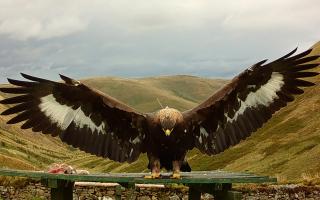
[0, 42, 319, 181]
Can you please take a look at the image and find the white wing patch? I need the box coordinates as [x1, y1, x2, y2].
[200, 126, 209, 137]
[198, 126, 209, 145]
[39, 94, 106, 133]
[130, 136, 141, 145]
[227, 72, 284, 123]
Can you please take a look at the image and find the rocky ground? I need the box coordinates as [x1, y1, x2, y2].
[0, 182, 320, 199]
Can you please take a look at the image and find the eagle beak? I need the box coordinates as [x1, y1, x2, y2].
[163, 129, 173, 136]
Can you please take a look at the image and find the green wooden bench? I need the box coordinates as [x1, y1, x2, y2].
[0, 169, 276, 200]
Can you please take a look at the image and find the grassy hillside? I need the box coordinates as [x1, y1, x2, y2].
[82, 75, 227, 112]
[0, 42, 319, 182]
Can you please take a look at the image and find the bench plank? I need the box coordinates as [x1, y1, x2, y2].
[0, 168, 276, 200]
[0, 169, 276, 184]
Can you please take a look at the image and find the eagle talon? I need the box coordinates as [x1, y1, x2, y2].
[170, 172, 181, 179]
[144, 173, 161, 179]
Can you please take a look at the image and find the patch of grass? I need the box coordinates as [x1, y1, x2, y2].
[81, 158, 108, 169]
[301, 172, 320, 186]
[294, 143, 317, 156]
[0, 141, 6, 147]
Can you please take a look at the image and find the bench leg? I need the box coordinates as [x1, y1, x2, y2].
[188, 186, 201, 200]
[115, 185, 122, 200]
[214, 184, 242, 200]
[51, 185, 73, 200]
[42, 179, 74, 200]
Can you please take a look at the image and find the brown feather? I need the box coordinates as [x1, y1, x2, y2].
[287, 48, 312, 60]
[0, 87, 31, 94]
[292, 56, 320, 65]
[292, 64, 319, 72]
[2, 102, 33, 115]
[7, 110, 33, 124]
[0, 95, 33, 104]
[7, 78, 36, 87]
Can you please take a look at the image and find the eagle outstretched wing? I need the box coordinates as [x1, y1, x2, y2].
[183, 48, 319, 155]
[0, 73, 148, 163]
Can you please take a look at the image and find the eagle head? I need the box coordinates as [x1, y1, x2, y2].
[157, 106, 183, 136]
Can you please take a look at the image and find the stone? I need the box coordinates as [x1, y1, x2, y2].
[107, 190, 115, 195]
[202, 193, 214, 200]
[138, 196, 151, 200]
[36, 188, 45, 196]
[169, 194, 180, 200]
[9, 189, 15, 195]
[88, 188, 95, 194]
[98, 197, 113, 200]
[182, 195, 188, 200]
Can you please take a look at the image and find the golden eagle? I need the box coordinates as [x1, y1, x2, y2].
[0, 48, 319, 179]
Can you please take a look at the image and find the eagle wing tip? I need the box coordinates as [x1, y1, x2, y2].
[59, 74, 79, 85]
[7, 78, 14, 84]
[20, 73, 28, 78]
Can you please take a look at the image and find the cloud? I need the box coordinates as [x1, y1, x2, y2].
[0, 0, 319, 82]
[221, 0, 319, 32]
[0, 1, 88, 40]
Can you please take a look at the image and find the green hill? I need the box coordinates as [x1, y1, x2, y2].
[0, 42, 319, 182]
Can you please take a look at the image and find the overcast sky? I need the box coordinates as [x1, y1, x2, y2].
[0, 0, 319, 82]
